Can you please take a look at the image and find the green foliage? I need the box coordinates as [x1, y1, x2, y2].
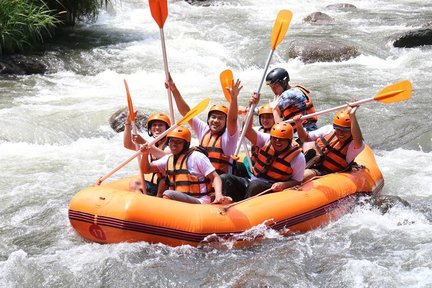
[42, 0, 109, 26]
[0, 0, 59, 54]
[0, 0, 109, 55]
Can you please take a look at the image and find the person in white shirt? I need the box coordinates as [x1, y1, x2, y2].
[293, 105, 365, 182]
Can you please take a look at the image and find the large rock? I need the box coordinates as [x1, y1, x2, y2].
[288, 39, 359, 63]
[393, 28, 432, 48]
[109, 107, 148, 133]
[303, 12, 335, 24]
[0, 55, 47, 75]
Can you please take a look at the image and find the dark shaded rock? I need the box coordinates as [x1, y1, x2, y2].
[0, 55, 47, 75]
[303, 12, 335, 24]
[393, 28, 432, 48]
[326, 3, 357, 10]
[109, 107, 148, 133]
[371, 195, 411, 214]
[288, 39, 359, 63]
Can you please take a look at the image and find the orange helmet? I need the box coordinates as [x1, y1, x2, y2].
[147, 113, 171, 128]
[258, 103, 273, 116]
[147, 113, 171, 136]
[167, 126, 191, 143]
[333, 110, 351, 129]
[270, 122, 293, 140]
[208, 103, 229, 118]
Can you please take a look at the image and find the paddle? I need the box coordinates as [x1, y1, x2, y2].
[284, 80, 412, 124]
[148, 0, 175, 124]
[221, 188, 273, 214]
[124, 79, 147, 194]
[233, 9, 293, 158]
[219, 69, 253, 169]
[97, 98, 210, 185]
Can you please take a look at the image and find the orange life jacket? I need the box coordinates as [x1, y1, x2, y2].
[149, 138, 169, 185]
[199, 130, 233, 175]
[312, 132, 352, 174]
[251, 142, 302, 183]
[166, 149, 212, 197]
[281, 85, 317, 125]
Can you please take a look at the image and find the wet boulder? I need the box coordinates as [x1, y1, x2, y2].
[109, 107, 148, 133]
[303, 12, 335, 24]
[371, 195, 411, 214]
[393, 28, 432, 48]
[0, 55, 47, 75]
[288, 39, 359, 63]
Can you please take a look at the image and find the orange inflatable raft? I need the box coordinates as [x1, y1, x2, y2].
[68, 145, 384, 247]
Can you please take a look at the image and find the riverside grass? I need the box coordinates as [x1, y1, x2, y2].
[0, 0, 108, 55]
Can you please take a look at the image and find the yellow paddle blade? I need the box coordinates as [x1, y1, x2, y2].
[123, 79, 135, 122]
[178, 98, 210, 125]
[149, 0, 168, 28]
[220, 69, 233, 103]
[270, 9, 293, 50]
[374, 80, 412, 103]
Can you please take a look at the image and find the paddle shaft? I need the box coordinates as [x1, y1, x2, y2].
[159, 28, 175, 124]
[285, 97, 379, 124]
[234, 50, 275, 156]
[222, 187, 273, 212]
[96, 123, 179, 185]
[124, 79, 147, 193]
[132, 123, 148, 194]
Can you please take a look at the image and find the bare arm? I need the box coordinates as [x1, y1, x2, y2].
[123, 122, 135, 150]
[208, 171, 225, 204]
[348, 106, 363, 149]
[166, 74, 191, 117]
[149, 141, 171, 159]
[226, 79, 242, 136]
[139, 145, 160, 174]
[273, 107, 283, 124]
[293, 115, 312, 142]
[244, 93, 260, 145]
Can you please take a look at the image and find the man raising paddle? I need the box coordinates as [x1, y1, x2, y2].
[293, 105, 365, 182]
[166, 74, 242, 175]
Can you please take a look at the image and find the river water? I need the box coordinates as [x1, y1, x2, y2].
[1, 0, 431, 287]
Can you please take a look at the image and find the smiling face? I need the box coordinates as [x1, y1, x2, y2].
[168, 137, 186, 155]
[334, 127, 352, 143]
[207, 111, 227, 134]
[269, 82, 285, 97]
[150, 120, 168, 137]
[260, 113, 275, 129]
[270, 136, 291, 152]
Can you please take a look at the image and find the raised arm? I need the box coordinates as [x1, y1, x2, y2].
[293, 115, 312, 142]
[166, 74, 191, 117]
[347, 106, 363, 149]
[226, 79, 243, 136]
[244, 93, 259, 145]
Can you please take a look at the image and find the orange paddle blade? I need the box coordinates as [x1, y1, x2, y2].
[123, 79, 135, 122]
[270, 10, 293, 50]
[149, 0, 168, 28]
[374, 80, 412, 103]
[220, 69, 234, 103]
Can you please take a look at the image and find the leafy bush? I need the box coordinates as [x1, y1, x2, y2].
[0, 0, 108, 55]
[0, 0, 60, 54]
